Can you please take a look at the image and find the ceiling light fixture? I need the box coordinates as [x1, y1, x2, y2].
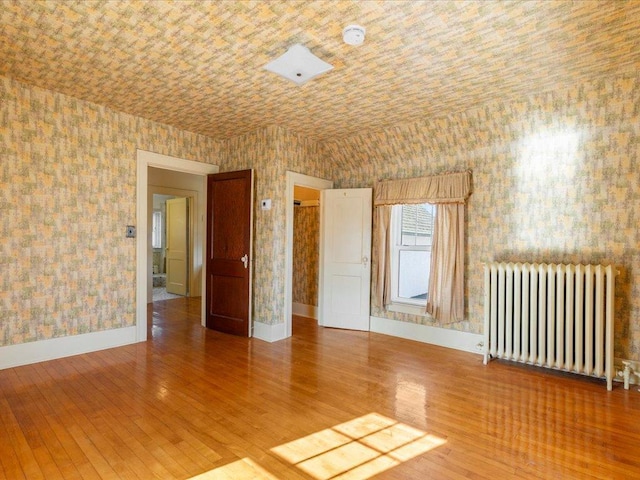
[343, 25, 366, 46]
[263, 44, 334, 86]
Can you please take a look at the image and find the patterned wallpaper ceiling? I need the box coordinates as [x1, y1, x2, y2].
[2, 0, 640, 142]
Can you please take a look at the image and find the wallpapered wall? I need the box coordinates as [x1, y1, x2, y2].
[217, 127, 331, 328]
[292, 206, 320, 307]
[324, 72, 640, 361]
[4, 69, 639, 365]
[0, 75, 218, 346]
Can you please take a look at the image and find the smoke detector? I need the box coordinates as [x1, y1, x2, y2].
[343, 25, 366, 46]
[263, 44, 334, 86]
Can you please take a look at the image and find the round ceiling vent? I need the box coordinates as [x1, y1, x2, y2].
[343, 25, 366, 46]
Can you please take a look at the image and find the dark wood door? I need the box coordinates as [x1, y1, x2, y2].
[206, 169, 253, 336]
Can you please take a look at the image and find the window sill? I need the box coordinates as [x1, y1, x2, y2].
[387, 302, 428, 316]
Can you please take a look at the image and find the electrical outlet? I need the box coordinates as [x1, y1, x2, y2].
[126, 225, 136, 238]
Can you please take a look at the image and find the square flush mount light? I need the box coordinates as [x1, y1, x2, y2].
[264, 44, 333, 86]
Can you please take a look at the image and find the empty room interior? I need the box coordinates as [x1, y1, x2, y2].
[2, 1, 640, 479]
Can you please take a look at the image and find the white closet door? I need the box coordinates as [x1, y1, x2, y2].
[319, 188, 372, 331]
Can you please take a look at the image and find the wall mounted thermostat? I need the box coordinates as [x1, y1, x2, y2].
[126, 225, 136, 238]
[261, 199, 272, 210]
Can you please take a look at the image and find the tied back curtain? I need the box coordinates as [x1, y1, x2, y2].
[373, 171, 471, 324]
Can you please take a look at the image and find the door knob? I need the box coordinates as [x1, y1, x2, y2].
[241, 254, 249, 269]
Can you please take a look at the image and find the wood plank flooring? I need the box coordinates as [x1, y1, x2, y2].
[1, 297, 640, 479]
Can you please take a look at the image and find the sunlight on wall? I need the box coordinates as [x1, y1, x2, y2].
[271, 412, 446, 479]
[513, 128, 585, 251]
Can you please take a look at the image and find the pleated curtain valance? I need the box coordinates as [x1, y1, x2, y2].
[374, 170, 472, 206]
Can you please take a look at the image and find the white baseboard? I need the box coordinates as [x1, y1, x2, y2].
[292, 302, 318, 319]
[252, 321, 287, 343]
[370, 316, 483, 355]
[0, 326, 138, 370]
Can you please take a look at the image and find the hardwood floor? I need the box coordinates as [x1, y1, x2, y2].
[1, 297, 640, 479]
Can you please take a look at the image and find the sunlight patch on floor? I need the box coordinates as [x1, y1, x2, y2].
[188, 457, 278, 480]
[187, 413, 445, 480]
[272, 412, 446, 479]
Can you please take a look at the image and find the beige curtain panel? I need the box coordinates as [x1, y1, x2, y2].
[373, 205, 392, 308]
[374, 170, 472, 206]
[373, 170, 471, 324]
[426, 203, 465, 323]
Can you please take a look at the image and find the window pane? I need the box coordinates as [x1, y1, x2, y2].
[400, 204, 434, 246]
[398, 250, 430, 300]
[391, 202, 435, 306]
[152, 211, 162, 249]
[400, 204, 416, 245]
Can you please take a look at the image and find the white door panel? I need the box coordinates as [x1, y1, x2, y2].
[331, 275, 362, 315]
[166, 197, 188, 296]
[332, 197, 365, 263]
[320, 188, 372, 331]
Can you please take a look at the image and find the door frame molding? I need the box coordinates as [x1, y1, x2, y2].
[284, 171, 333, 338]
[136, 150, 218, 342]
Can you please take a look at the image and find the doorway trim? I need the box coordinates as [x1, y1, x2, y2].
[136, 150, 218, 342]
[284, 171, 333, 338]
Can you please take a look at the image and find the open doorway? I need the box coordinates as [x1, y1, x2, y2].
[284, 172, 333, 338]
[135, 150, 219, 343]
[291, 186, 321, 320]
[147, 168, 202, 305]
[151, 193, 191, 302]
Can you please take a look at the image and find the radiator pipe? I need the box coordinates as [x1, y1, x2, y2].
[620, 361, 633, 390]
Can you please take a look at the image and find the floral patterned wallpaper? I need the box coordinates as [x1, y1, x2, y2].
[292, 206, 320, 307]
[0, 75, 218, 346]
[324, 72, 640, 361]
[4, 67, 640, 366]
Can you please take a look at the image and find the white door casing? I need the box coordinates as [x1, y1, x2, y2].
[166, 197, 189, 296]
[319, 188, 372, 331]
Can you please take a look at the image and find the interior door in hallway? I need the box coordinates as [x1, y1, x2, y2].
[206, 169, 253, 336]
[319, 188, 372, 331]
[166, 197, 189, 296]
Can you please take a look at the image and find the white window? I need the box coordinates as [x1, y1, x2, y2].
[389, 203, 435, 312]
[152, 210, 162, 249]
